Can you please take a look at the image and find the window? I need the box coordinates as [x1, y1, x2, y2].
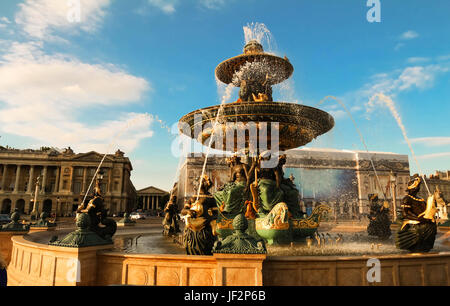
[75, 167, 84, 176]
[73, 181, 82, 194]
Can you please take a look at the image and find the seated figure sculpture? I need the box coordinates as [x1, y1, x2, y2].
[1, 210, 29, 231]
[76, 179, 117, 242]
[214, 155, 250, 218]
[366, 194, 391, 240]
[34, 211, 56, 227]
[247, 152, 302, 218]
[163, 184, 180, 236]
[395, 175, 437, 252]
[181, 175, 217, 255]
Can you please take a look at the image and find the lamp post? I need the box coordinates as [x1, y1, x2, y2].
[31, 175, 41, 220]
[55, 197, 60, 222]
[390, 171, 397, 221]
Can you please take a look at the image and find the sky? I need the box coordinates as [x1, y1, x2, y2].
[0, 0, 449, 191]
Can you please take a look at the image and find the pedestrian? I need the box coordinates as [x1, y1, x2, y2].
[0, 254, 7, 287]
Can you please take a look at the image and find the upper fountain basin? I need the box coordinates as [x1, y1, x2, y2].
[215, 53, 293, 86]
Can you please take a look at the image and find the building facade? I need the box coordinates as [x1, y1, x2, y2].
[136, 186, 169, 213]
[0, 146, 137, 216]
[176, 148, 411, 220]
[418, 170, 450, 210]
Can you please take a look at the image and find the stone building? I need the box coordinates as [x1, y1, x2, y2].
[136, 186, 169, 212]
[418, 170, 450, 205]
[176, 148, 411, 220]
[0, 146, 137, 216]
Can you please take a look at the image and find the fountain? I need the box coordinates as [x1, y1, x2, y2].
[178, 39, 334, 248]
[5, 25, 450, 287]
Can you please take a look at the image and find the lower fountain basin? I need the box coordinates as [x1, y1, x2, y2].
[179, 102, 335, 152]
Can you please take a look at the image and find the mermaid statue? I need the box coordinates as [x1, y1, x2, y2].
[395, 174, 437, 252]
[181, 175, 217, 255]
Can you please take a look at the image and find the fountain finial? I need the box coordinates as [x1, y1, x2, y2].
[243, 40, 264, 54]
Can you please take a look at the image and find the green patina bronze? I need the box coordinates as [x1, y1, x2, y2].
[179, 40, 334, 250]
[49, 213, 113, 248]
[0, 211, 29, 232]
[212, 214, 266, 254]
[118, 213, 136, 225]
[31, 212, 56, 228]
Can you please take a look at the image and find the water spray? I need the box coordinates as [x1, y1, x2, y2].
[81, 113, 152, 206]
[316, 95, 388, 201]
[368, 93, 431, 196]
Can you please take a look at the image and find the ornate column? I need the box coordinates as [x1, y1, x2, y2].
[1, 164, 7, 191]
[81, 167, 87, 193]
[27, 166, 35, 193]
[107, 168, 113, 194]
[41, 166, 48, 194]
[13, 165, 21, 193]
[54, 166, 60, 193]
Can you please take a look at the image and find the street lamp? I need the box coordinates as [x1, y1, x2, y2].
[390, 171, 398, 221]
[31, 175, 41, 221]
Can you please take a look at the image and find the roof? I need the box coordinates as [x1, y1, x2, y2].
[137, 186, 169, 195]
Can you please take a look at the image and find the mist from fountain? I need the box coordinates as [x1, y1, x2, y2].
[195, 82, 235, 201]
[316, 95, 388, 200]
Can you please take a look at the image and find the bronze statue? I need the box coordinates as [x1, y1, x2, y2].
[34, 211, 56, 227]
[366, 194, 391, 240]
[77, 177, 116, 241]
[181, 175, 217, 255]
[163, 183, 180, 236]
[395, 175, 437, 252]
[1, 210, 29, 231]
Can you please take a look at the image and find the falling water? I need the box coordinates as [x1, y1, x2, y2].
[195, 82, 235, 201]
[316, 95, 387, 200]
[243, 22, 277, 53]
[368, 93, 431, 195]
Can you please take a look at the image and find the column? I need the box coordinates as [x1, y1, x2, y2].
[27, 166, 35, 193]
[41, 166, 48, 194]
[81, 167, 87, 193]
[156, 196, 159, 210]
[151, 196, 155, 210]
[13, 165, 21, 193]
[108, 168, 113, 193]
[1, 164, 6, 191]
[54, 166, 60, 193]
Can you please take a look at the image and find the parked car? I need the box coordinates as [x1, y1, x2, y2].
[130, 212, 146, 220]
[0, 214, 11, 225]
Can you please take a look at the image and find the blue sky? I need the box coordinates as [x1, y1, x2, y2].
[0, 0, 449, 191]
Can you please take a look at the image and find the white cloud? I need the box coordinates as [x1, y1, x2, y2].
[0, 38, 153, 153]
[200, 0, 226, 10]
[146, 0, 229, 14]
[410, 137, 450, 147]
[406, 57, 430, 64]
[417, 152, 450, 160]
[147, 0, 178, 14]
[0, 17, 11, 24]
[400, 30, 419, 40]
[15, 0, 110, 41]
[361, 64, 448, 102]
